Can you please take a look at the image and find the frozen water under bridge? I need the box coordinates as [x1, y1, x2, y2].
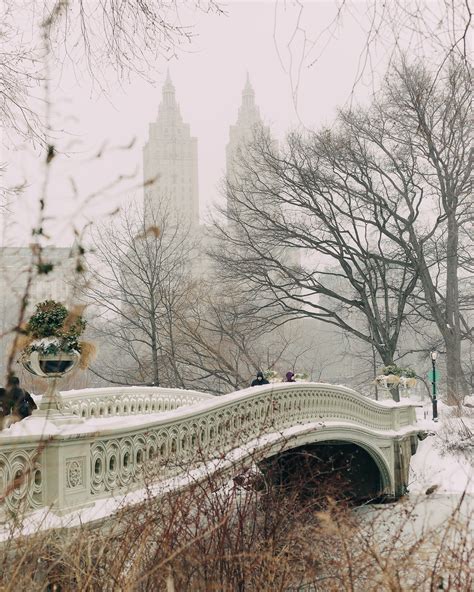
[0, 382, 423, 532]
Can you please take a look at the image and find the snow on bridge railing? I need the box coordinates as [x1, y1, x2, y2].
[0, 382, 420, 526]
[60, 386, 215, 419]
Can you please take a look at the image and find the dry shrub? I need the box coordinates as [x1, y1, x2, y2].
[1, 440, 472, 592]
[78, 341, 97, 370]
[436, 406, 474, 461]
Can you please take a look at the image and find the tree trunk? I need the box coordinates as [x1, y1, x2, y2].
[386, 384, 400, 403]
[443, 214, 468, 404]
[445, 333, 469, 405]
[150, 320, 160, 386]
[380, 350, 400, 403]
[409, 216, 469, 406]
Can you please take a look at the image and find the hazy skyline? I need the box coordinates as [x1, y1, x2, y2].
[1, 1, 429, 246]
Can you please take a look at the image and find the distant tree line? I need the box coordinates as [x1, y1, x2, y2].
[83, 205, 309, 393]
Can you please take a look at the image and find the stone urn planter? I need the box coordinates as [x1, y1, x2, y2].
[18, 300, 94, 423]
[22, 350, 81, 413]
[374, 365, 417, 402]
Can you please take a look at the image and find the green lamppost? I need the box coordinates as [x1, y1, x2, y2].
[430, 350, 438, 422]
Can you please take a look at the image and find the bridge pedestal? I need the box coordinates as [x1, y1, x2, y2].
[41, 439, 92, 515]
[34, 378, 84, 426]
[393, 435, 418, 498]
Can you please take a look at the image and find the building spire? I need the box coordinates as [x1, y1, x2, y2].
[162, 69, 176, 108]
[243, 72, 255, 105]
[235, 72, 259, 124]
[226, 73, 265, 181]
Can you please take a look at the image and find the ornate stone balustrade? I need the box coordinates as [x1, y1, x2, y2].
[0, 446, 43, 516]
[0, 382, 420, 521]
[61, 386, 215, 419]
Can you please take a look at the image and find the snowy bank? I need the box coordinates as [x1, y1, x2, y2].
[409, 401, 473, 495]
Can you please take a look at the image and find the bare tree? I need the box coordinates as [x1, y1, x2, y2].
[83, 203, 312, 392]
[0, 4, 42, 143]
[84, 204, 196, 387]
[0, 0, 223, 141]
[214, 57, 471, 403]
[275, 0, 471, 116]
[45, 0, 223, 83]
[334, 57, 472, 403]
[173, 284, 313, 393]
[213, 125, 419, 401]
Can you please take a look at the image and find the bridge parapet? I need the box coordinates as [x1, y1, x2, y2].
[61, 386, 215, 419]
[0, 383, 420, 524]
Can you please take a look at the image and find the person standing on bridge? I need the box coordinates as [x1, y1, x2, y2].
[251, 371, 269, 386]
[285, 371, 296, 383]
[1, 376, 36, 429]
[3, 376, 37, 421]
[0, 385, 8, 422]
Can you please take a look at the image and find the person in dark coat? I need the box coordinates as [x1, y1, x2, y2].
[251, 371, 269, 387]
[285, 371, 296, 383]
[0, 386, 8, 418]
[6, 376, 37, 419]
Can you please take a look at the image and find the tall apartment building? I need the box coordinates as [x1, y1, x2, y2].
[143, 72, 199, 228]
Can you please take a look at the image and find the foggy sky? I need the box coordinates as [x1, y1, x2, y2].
[1, 1, 421, 247]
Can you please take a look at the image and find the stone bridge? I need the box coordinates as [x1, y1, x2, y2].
[0, 383, 422, 532]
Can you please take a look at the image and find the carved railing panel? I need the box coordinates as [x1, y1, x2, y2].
[61, 386, 214, 419]
[0, 447, 43, 516]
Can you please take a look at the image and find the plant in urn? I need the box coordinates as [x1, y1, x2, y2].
[19, 301, 93, 418]
[374, 364, 417, 402]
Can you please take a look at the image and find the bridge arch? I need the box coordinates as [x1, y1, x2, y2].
[258, 427, 394, 500]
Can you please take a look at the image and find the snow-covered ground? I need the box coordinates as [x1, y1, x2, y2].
[409, 397, 473, 495]
[356, 396, 473, 546]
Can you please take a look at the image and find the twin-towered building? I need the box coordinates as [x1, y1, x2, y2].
[143, 72, 267, 228]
